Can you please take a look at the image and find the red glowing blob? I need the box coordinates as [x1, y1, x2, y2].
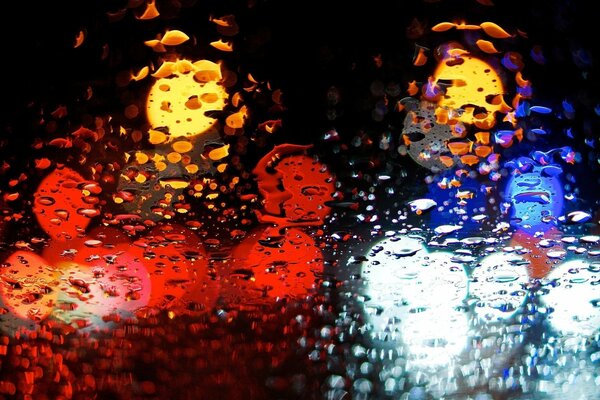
[231, 227, 324, 300]
[32, 167, 99, 241]
[139, 223, 217, 314]
[41, 224, 131, 265]
[253, 144, 336, 228]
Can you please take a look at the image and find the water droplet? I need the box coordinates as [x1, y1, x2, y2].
[84, 239, 103, 248]
[560, 211, 592, 224]
[434, 225, 463, 235]
[54, 209, 69, 220]
[462, 237, 485, 245]
[539, 239, 556, 248]
[581, 235, 600, 244]
[37, 196, 56, 206]
[77, 208, 101, 218]
[494, 270, 520, 283]
[569, 277, 588, 284]
[547, 250, 566, 259]
[407, 198, 437, 214]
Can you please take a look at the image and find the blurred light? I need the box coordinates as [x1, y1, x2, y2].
[470, 252, 530, 322]
[361, 236, 469, 369]
[541, 260, 600, 338]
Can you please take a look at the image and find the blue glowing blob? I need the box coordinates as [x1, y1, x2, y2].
[531, 46, 546, 65]
[495, 130, 515, 146]
[504, 165, 564, 234]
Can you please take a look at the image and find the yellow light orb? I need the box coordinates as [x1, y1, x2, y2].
[146, 60, 228, 137]
[433, 55, 507, 130]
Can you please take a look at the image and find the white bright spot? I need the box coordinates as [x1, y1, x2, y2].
[470, 253, 530, 322]
[361, 236, 469, 370]
[541, 259, 600, 338]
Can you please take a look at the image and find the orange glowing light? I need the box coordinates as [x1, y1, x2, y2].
[407, 80, 419, 96]
[210, 15, 237, 28]
[474, 131, 491, 145]
[74, 30, 86, 48]
[413, 46, 428, 66]
[225, 105, 248, 129]
[160, 30, 190, 46]
[475, 39, 500, 54]
[171, 140, 193, 153]
[474, 145, 493, 157]
[148, 129, 167, 145]
[207, 144, 230, 160]
[447, 141, 473, 156]
[439, 156, 455, 168]
[431, 22, 456, 32]
[447, 48, 470, 57]
[460, 154, 480, 166]
[480, 22, 512, 39]
[49, 226, 151, 325]
[434, 107, 449, 124]
[514, 127, 524, 141]
[34, 158, 52, 170]
[210, 39, 233, 52]
[454, 22, 482, 30]
[144, 39, 166, 53]
[130, 66, 150, 82]
[510, 228, 563, 279]
[515, 71, 530, 88]
[137, 0, 160, 20]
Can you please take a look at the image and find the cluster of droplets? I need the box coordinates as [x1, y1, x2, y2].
[327, 223, 600, 398]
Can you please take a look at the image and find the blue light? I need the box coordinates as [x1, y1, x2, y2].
[504, 165, 564, 234]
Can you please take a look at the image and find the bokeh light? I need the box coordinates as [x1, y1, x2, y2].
[1, 1, 600, 399]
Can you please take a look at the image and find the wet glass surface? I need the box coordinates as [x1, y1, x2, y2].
[1, 0, 600, 399]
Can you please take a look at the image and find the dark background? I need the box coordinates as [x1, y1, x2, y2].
[5, 0, 598, 137]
